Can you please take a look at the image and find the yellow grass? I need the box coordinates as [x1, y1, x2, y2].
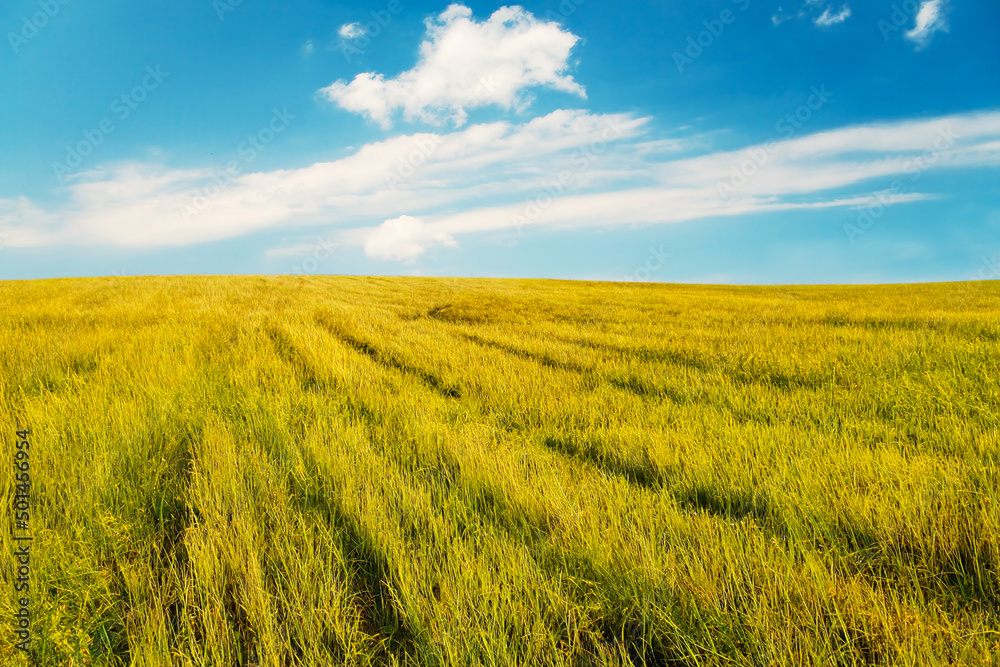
[1, 275, 998, 666]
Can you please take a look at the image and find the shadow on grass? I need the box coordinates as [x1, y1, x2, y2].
[534, 551, 727, 667]
[606, 376, 694, 404]
[558, 336, 713, 373]
[814, 515, 999, 612]
[540, 434, 777, 531]
[286, 477, 415, 664]
[673, 484, 772, 524]
[459, 332, 588, 374]
[540, 434, 665, 490]
[89, 556, 133, 666]
[264, 322, 325, 392]
[314, 310, 462, 398]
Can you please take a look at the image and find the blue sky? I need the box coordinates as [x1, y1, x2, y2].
[1, 0, 998, 283]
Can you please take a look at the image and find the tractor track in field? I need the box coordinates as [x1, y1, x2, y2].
[313, 310, 462, 399]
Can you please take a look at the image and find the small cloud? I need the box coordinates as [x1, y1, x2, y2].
[339, 22, 364, 39]
[814, 5, 851, 26]
[905, 0, 948, 49]
[776, 2, 851, 27]
[363, 215, 457, 261]
[300, 40, 314, 57]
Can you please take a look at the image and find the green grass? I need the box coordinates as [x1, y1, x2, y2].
[1, 275, 998, 666]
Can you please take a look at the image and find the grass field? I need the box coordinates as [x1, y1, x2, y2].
[1, 275, 998, 666]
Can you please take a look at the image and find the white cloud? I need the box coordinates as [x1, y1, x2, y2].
[0, 196, 57, 247]
[3, 111, 1000, 263]
[905, 0, 948, 49]
[300, 40, 314, 57]
[814, 5, 851, 26]
[0, 109, 641, 248]
[321, 4, 585, 129]
[363, 215, 457, 260]
[777, 2, 851, 28]
[339, 22, 364, 39]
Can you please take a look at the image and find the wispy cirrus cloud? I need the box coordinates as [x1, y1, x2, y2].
[321, 4, 585, 128]
[905, 0, 949, 49]
[3, 110, 999, 262]
[814, 5, 851, 26]
[773, 2, 852, 28]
